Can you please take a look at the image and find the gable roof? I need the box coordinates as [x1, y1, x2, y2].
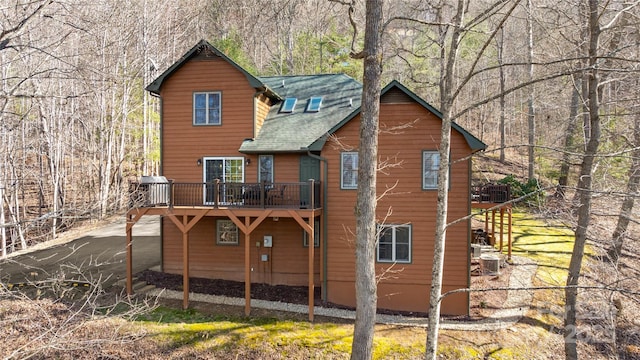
[145, 39, 280, 99]
[239, 74, 362, 153]
[146, 40, 485, 154]
[308, 80, 487, 152]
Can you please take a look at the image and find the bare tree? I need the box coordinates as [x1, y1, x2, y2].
[606, 66, 640, 264]
[329, 0, 385, 358]
[563, 1, 640, 357]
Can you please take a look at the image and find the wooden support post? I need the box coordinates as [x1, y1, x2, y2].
[244, 216, 251, 316]
[125, 208, 148, 296]
[508, 207, 513, 261]
[491, 210, 496, 246]
[126, 213, 133, 295]
[182, 216, 189, 309]
[319, 214, 324, 299]
[484, 211, 489, 233]
[308, 216, 315, 322]
[499, 208, 505, 252]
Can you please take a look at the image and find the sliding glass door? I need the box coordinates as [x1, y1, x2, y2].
[203, 157, 244, 204]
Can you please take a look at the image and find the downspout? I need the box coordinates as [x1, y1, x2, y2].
[306, 150, 328, 301]
[150, 91, 164, 272]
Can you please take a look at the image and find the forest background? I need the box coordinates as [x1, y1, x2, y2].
[2, 1, 640, 358]
[1, 0, 637, 253]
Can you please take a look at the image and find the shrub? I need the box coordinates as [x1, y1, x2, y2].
[497, 175, 544, 207]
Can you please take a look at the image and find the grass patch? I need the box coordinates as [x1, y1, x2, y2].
[128, 210, 583, 358]
[134, 306, 424, 358]
[508, 210, 581, 286]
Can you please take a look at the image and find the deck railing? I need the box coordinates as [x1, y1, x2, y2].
[472, 184, 511, 203]
[128, 180, 321, 210]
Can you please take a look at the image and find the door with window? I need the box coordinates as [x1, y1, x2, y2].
[203, 157, 244, 204]
[299, 155, 320, 207]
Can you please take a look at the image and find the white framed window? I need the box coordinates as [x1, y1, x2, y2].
[422, 150, 440, 190]
[203, 157, 244, 204]
[302, 219, 320, 248]
[194, 92, 221, 125]
[341, 152, 358, 189]
[258, 155, 274, 183]
[216, 219, 239, 245]
[377, 224, 411, 263]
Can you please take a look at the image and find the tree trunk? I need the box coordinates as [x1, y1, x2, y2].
[607, 117, 640, 263]
[426, 1, 465, 359]
[0, 182, 6, 257]
[350, 0, 383, 359]
[498, 26, 506, 163]
[526, 0, 536, 180]
[564, 1, 601, 358]
[556, 76, 581, 196]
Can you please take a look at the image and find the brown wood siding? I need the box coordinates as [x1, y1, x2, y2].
[160, 57, 257, 183]
[272, 153, 303, 182]
[322, 102, 472, 315]
[380, 88, 414, 103]
[162, 217, 320, 286]
[255, 95, 271, 137]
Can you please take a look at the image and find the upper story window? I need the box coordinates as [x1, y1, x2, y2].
[377, 224, 411, 263]
[423, 150, 440, 190]
[258, 155, 274, 183]
[341, 152, 358, 189]
[194, 92, 221, 125]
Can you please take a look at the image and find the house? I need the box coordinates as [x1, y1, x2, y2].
[125, 40, 487, 320]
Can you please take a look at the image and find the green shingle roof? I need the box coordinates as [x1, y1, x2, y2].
[239, 74, 362, 153]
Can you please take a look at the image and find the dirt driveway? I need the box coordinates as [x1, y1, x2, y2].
[0, 216, 160, 287]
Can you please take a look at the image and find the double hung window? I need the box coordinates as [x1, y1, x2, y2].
[216, 219, 239, 245]
[194, 92, 221, 125]
[377, 224, 411, 263]
[341, 152, 358, 189]
[422, 150, 440, 189]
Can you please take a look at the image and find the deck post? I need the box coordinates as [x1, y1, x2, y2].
[508, 207, 513, 261]
[308, 215, 315, 322]
[491, 210, 496, 245]
[168, 179, 174, 208]
[182, 215, 189, 309]
[484, 211, 489, 233]
[244, 216, 251, 316]
[214, 179, 219, 208]
[126, 213, 133, 295]
[499, 208, 504, 252]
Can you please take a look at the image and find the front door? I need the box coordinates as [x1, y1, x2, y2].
[299, 155, 320, 206]
[203, 157, 244, 204]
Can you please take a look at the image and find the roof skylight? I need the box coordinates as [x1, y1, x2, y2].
[280, 97, 297, 113]
[306, 97, 323, 112]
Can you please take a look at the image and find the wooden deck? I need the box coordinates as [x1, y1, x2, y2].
[129, 180, 321, 210]
[125, 179, 322, 321]
[471, 184, 513, 261]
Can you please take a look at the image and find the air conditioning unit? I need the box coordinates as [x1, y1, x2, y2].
[480, 254, 500, 276]
[471, 244, 482, 258]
